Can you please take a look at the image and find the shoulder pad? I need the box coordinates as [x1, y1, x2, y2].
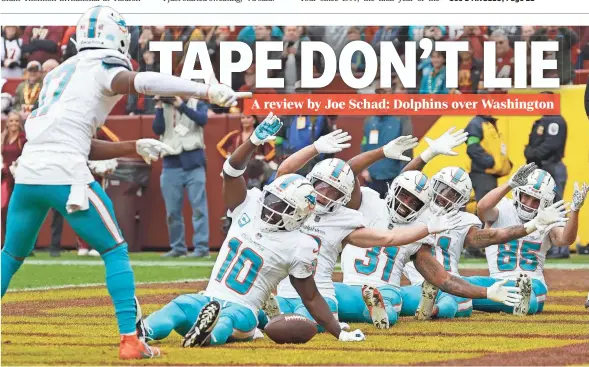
[102, 56, 132, 71]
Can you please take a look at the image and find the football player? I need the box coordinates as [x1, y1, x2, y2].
[141, 114, 367, 347]
[0, 5, 249, 360]
[270, 130, 520, 330]
[398, 129, 568, 319]
[469, 171, 587, 315]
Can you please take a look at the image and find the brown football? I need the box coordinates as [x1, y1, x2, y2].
[264, 314, 318, 344]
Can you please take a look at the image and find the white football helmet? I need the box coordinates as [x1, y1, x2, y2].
[306, 158, 355, 215]
[385, 170, 432, 224]
[76, 6, 131, 55]
[258, 174, 317, 232]
[429, 166, 472, 215]
[513, 169, 556, 221]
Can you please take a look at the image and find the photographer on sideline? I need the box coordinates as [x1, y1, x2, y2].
[152, 95, 210, 258]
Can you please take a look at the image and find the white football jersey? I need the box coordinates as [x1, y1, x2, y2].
[341, 188, 434, 289]
[277, 206, 366, 301]
[206, 189, 319, 318]
[15, 49, 130, 185]
[485, 198, 563, 286]
[404, 211, 482, 285]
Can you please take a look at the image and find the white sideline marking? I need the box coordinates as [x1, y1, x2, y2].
[21, 259, 589, 270]
[8, 278, 210, 293]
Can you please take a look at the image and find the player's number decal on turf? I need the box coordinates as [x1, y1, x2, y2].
[434, 236, 451, 271]
[30, 64, 76, 118]
[215, 238, 263, 294]
[354, 247, 399, 282]
[497, 240, 541, 272]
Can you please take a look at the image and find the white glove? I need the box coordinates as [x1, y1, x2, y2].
[207, 74, 252, 107]
[136, 139, 175, 164]
[339, 322, 350, 331]
[383, 135, 419, 161]
[508, 163, 537, 189]
[338, 329, 365, 342]
[420, 127, 468, 163]
[250, 112, 283, 146]
[524, 200, 569, 234]
[571, 182, 589, 212]
[426, 210, 461, 234]
[313, 129, 352, 154]
[486, 279, 523, 307]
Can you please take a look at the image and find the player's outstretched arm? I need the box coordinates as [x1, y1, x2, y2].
[414, 246, 522, 307]
[346, 135, 418, 209]
[465, 225, 530, 249]
[289, 275, 342, 339]
[89, 138, 174, 164]
[110, 71, 251, 108]
[223, 113, 283, 211]
[344, 211, 462, 248]
[401, 127, 468, 174]
[477, 162, 538, 222]
[549, 183, 587, 246]
[275, 129, 351, 178]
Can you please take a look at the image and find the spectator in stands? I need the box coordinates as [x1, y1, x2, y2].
[152, 95, 210, 258]
[235, 64, 276, 112]
[1, 26, 24, 78]
[59, 26, 76, 61]
[347, 27, 366, 73]
[361, 82, 412, 198]
[459, 26, 486, 60]
[281, 26, 306, 93]
[488, 29, 514, 92]
[457, 41, 483, 94]
[409, 25, 445, 42]
[1, 93, 14, 120]
[42, 59, 59, 74]
[488, 26, 520, 45]
[275, 114, 332, 177]
[1, 110, 26, 244]
[237, 26, 283, 46]
[126, 44, 157, 115]
[532, 27, 578, 85]
[251, 26, 282, 77]
[419, 51, 448, 94]
[520, 26, 536, 42]
[372, 27, 404, 56]
[160, 26, 204, 75]
[207, 26, 245, 95]
[216, 113, 277, 188]
[464, 115, 512, 257]
[21, 26, 64, 65]
[14, 61, 42, 117]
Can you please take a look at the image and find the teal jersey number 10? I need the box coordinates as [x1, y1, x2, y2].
[215, 238, 263, 295]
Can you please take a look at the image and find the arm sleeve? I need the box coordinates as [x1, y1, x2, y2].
[152, 108, 166, 135]
[524, 121, 565, 161]
[465, 121, 495, 169]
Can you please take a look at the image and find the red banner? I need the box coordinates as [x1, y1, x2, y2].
[243, 94, 560, 116]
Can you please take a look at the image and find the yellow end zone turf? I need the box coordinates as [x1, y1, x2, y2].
[2, 285, 588, 366]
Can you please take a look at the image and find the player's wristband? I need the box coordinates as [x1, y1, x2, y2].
[223, 159, 246, 178]
[420, 148, 435, 163]
[523, 219, 537, 234]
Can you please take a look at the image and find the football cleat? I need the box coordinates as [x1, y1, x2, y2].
[262, 293, 281, 321]
[362, 285, 389, 329]
[182, 300, 221, 348]
[134, 296, 151, 343]
[585, 292, 589, 309]
[513, 274, 532, 316]
[119, 334, 160, 360]
[415, 280, 438, 320]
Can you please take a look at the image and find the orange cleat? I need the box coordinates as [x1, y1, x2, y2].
[119, 334, 161, 360]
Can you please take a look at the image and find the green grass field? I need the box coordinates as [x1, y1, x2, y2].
[2, 252, 589, 366]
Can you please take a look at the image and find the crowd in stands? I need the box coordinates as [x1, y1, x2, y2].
[1, 25, 586, 255]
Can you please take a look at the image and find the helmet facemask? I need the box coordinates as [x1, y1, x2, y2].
[257, 191, 311, 232]
[310, 178, 346, 215]
[513, 187, 544, 221]
[386, 185, 426, 224]
[430, 179, 468, 215]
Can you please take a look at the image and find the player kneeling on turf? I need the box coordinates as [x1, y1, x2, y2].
[139, 114, 366, 347]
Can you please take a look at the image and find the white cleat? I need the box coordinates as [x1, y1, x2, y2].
[362, 285, 389, 329]
[77, 248, 89, 256]
[513, 274, 532, 316]
[88, 249, 100, 257]
[253, 328, 264, 340]
[262, 293, 281, 321]
[415, 280, 438, 320]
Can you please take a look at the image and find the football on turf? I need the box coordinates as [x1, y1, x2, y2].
[264, 314, 317, 344]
